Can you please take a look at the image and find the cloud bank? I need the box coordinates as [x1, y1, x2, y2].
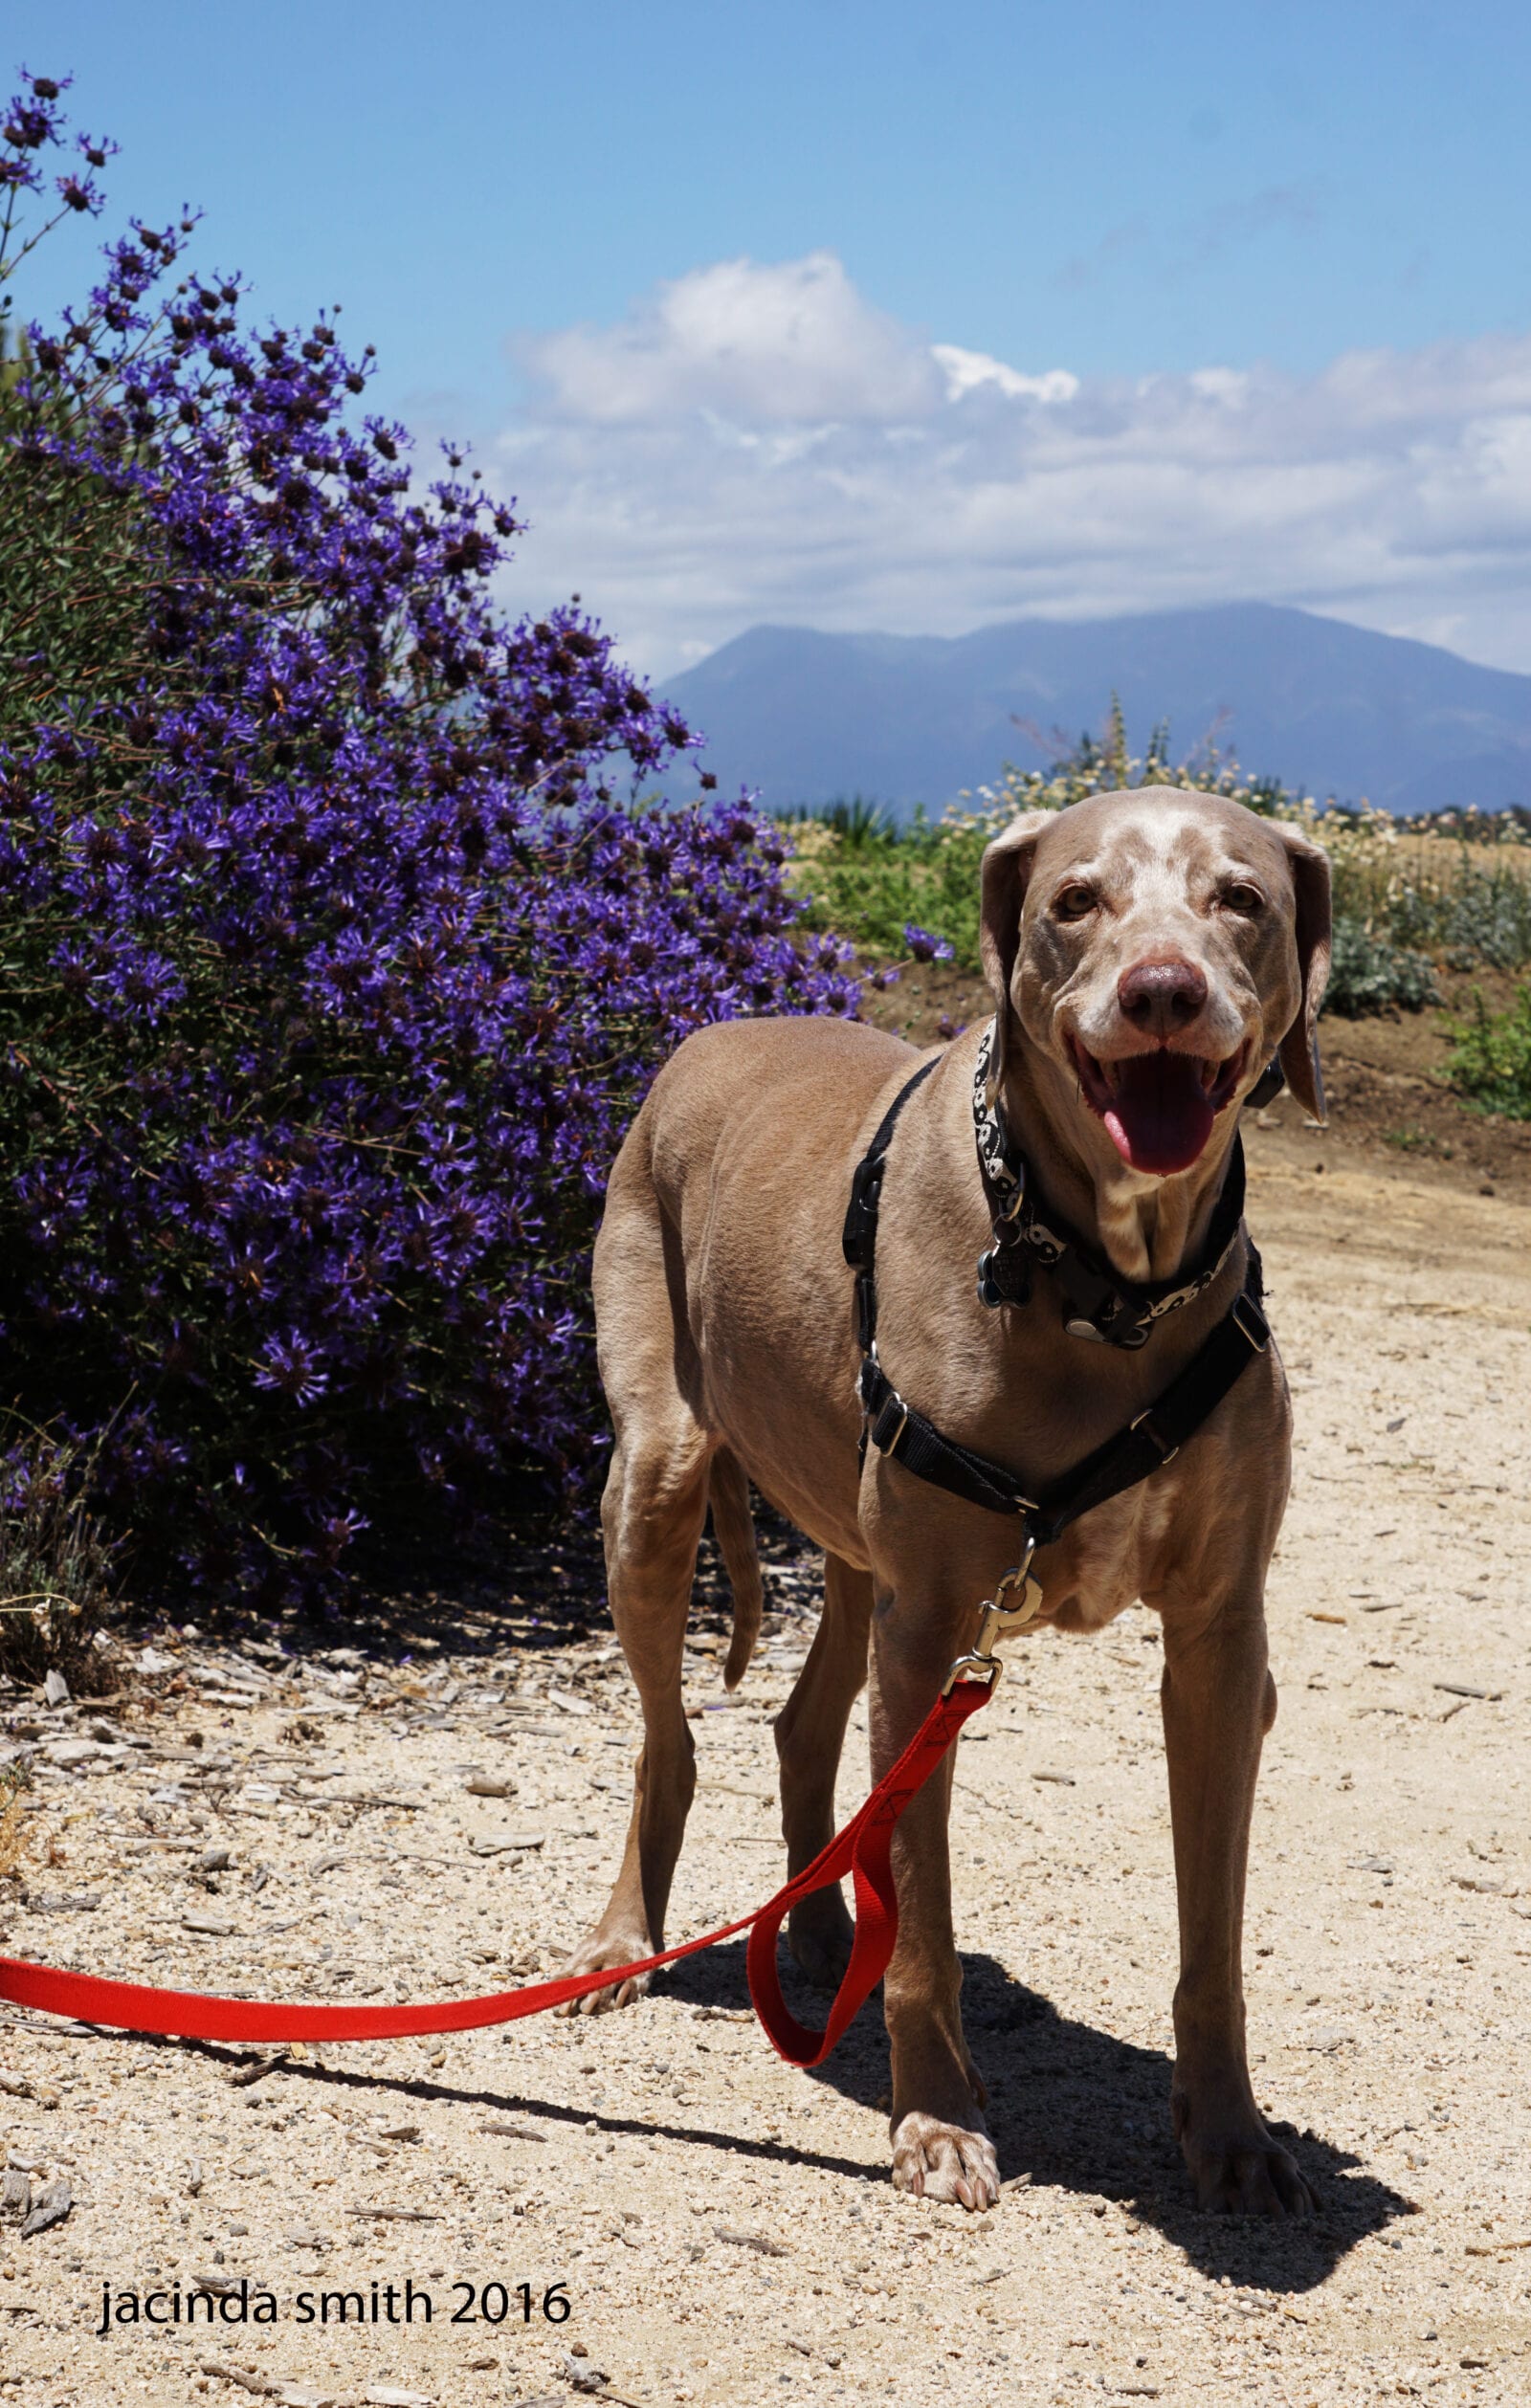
[489, 251, 1531, 678]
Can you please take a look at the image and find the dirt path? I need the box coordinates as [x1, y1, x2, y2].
[2, 1158, 1529, 2408]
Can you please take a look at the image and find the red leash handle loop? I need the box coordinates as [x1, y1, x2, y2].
[0, 1679, 993, 2055]
[746, 1676, 991, 2066]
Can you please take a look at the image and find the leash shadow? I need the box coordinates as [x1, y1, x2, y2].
[666, 1940, 1413, 2293]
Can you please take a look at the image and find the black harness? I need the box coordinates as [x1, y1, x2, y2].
[841, 1038, 1271, 1551]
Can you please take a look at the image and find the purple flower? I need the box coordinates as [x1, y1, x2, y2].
[0, 66, 859, 1606]
[903, 923, 953, 963]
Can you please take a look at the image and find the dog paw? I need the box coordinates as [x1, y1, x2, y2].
[1181, 2122, 1313, 2217]
[554, 1930, 656, 2018]
[891, 2111, 1000, 2210]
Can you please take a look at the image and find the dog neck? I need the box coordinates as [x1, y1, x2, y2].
[995, 1036, 1243, 1287]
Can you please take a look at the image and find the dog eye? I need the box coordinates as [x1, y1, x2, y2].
[1221, 882, 1264, 916]
[1053, 884, 1098, 921]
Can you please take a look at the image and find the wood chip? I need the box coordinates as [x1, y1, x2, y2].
[197, 2365, 280, 2398]
[1032, 1771, 1076, 1785]
[183, 1908, 236, 1936]
[714, 2223, 788, 2255]
[225, 2049, 289, 2088]
[469, 1831, 545, 1855]
[1434, 1683, 1500, 1700]
[477, 2120, 549, 2142]
[346, 2204, 443, 2220]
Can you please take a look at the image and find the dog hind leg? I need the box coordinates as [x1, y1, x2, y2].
[775, 1553, 872, 1989]
[559, 1157, 713, 2015]
[556, 1416, 710, 2015]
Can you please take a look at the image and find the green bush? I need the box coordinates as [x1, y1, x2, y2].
[1324, 918, 1438, 1016]
[1445, 986, 1531, 1118]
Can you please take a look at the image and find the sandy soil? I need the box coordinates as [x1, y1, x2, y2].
[2, 1152, 1530, 2408]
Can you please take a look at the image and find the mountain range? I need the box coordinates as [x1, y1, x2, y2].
[659, 602, 1531, 817]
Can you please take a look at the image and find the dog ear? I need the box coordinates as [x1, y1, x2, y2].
[978, 812, 1054, 1091]
[1270, 825, 1332, 1124]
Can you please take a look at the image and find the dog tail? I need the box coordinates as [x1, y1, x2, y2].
[709, 1447, 762, 1690]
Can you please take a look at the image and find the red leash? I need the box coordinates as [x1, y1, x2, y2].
[0, 1676, 993, 2068]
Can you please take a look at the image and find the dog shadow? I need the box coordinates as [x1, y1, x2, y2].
[663, 1937, 1413, 2294]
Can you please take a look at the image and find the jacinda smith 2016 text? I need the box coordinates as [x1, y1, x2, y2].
[95, 2275, 573, 2334]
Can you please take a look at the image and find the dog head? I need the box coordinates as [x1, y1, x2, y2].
[979, 788, 1331, 1180]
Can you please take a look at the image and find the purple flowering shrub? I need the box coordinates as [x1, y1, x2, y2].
[0, 74, 856, 1606]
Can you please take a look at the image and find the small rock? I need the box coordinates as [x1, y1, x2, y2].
[183, 1908, 236, 1936]
[469, 1831, 545, 1856]
[282, 2223, 330, 2250]
[363, 2388, 435, 2407]
[0, 2071, 33, 2100]
[43, 1739, 98, 1767]
[43, 1671, 70, 1707]
[200, 1846, 234, 1872]
[3, 2170, 31, 2217]
[20, 2176, 71, 2239]
[138, 1647, 178, 1675]
[563, 2357, 610, 2397]
[464, 1775, 516, 1798]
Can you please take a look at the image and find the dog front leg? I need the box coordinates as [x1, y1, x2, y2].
[871, 1582, 999, 2211]
[1159, 1586, 1312, 2216]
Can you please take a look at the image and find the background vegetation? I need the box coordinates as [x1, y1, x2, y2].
[783, 703, 1531, 1100]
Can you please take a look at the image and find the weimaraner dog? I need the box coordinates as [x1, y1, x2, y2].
[563, 786, 1330, 2216]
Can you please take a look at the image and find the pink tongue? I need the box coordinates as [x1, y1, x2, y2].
[1102, 1052, 1215, 1175]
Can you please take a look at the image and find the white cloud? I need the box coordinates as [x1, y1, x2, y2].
[931, 344, 1078, 406]
[488, 252, 1531, 679]
[517, 250, 938, 425]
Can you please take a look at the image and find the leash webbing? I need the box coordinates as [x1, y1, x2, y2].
[0, 1677, 993, 2065]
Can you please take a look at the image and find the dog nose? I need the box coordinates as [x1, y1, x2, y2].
[1117, 957, 1208, 1034]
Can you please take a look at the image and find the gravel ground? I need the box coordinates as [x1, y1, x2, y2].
[1, 1151, 1529, 2407]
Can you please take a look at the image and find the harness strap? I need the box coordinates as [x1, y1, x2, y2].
[843, 1048, 1272, 1539]
[859, 1275, 1268, 1542]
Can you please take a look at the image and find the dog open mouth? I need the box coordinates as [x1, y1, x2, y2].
[1068, 1038, 1248, 1175]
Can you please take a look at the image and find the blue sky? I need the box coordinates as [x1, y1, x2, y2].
[9, 3, 1531, 675]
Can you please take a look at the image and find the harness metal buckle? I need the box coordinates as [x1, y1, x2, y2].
[869, 1381, 912, 1459]
[942, 1550, 1046, 1695]
[1130, 1406, 1179, 1465]
[1231, 1292, 1270, 1351]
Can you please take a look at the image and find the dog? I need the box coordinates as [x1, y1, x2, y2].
[561, 785, 1330, 2217]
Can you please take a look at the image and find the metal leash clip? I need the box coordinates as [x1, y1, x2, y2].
[941, 1545, 1046, 1694]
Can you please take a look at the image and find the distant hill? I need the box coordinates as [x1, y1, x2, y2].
[659, 603, 1531, 817]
